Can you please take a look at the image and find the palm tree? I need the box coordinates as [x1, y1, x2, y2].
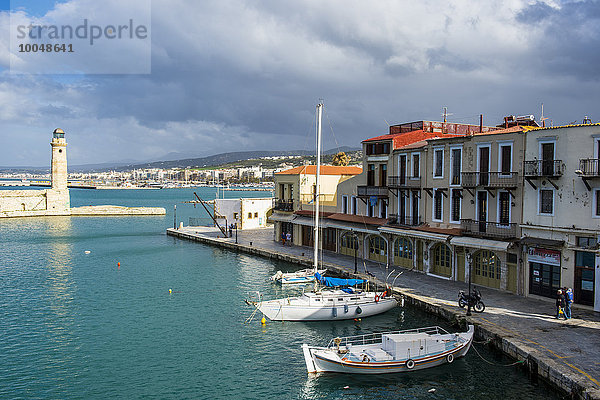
[332, 152, 349, 166]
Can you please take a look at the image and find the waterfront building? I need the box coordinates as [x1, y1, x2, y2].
[212, 198, 273, 230]
[270, 165, 362, 245]
[0, 128, 70, 217]
[520, 123, 600, 311]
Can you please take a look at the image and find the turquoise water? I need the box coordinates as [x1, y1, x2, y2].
[0, 188, 558, 399]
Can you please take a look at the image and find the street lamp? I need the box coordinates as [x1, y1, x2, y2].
[466, 251, 473, 316]
[353, 232, 358, 275]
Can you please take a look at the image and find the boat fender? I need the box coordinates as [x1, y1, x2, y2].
[446, 354, 454, 363]
[406, 359, 415, 369]
[381, 290, 387, 298]
[356, 306, 362, 314]
[341, 357, 348, 361]
[332, 307, 338, 317]
[344, 304, 349, 313]
[361, 354, 370, 363]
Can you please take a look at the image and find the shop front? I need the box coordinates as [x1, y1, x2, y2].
[528, 247, 561, 298]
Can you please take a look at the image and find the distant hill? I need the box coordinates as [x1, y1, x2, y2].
[110, 147, 360, 171]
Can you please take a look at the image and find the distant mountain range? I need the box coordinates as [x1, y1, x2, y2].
[0, 147, 360, 173]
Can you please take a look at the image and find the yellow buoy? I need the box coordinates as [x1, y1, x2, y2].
[169, 289, 172, 294]
[261, 317, 266, 325]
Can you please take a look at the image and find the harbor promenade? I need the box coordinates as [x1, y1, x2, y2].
[167, 226, 600, 400]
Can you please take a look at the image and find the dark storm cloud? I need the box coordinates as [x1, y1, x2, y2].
[2, 0, 600, 166]
[517, 1, 600, 80]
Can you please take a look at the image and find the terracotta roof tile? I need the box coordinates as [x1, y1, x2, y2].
[276, 165, 362, 175]
[363, 130, 466, 150]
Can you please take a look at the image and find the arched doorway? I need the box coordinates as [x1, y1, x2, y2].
[473, 250, 501, 289]
[393, 237, 413, 268]
[430, 243, 452, 277]
[367, 235, 387, 263]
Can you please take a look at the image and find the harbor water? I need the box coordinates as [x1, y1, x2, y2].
[0, 188, 559, 399]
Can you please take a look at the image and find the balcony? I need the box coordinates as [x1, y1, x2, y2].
[357, 185, 388, 198]
[579, 159, 600, 177]
[273, 199, 294, 211]
[388, 176, 422, 188]
[388, 214, 422, 227]
[461, 172, 519, 188]
[460, 219, 517, 239]
[524, 160, 563, 178]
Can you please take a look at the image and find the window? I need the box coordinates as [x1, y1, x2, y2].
[450, 148, 461, 185]
[576, 236, 596, 248]
[340, 234, 358, 250]
[380, 200, 387, 219]
[433, 189, 443, 221]
[474, 250, 501, 281]
[366, 142, 390, 155]
[367, 164, 375, 186]
[233, 212, 238, 220]
[434, 148, 444, 178]
[394, 238, 413, 260]
[342, 195, 348, 214]
[412, 154, 420, 178]
[499, 192, 510, 225]
[500, 144, 512, 175]
[248, 212, 252, 219]
[540, 189, 554, 214]
[351, 196, 357, 215]
[451, 189, 461, 223]
[380, 164, 387, 186]
[254, 212, 258, 218]
[595, 190, 600, 217]
[368, 203, 374, 217]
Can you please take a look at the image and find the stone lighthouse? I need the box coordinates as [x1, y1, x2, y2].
[47, 128, 70, 213]
[51, 128, 68, 189]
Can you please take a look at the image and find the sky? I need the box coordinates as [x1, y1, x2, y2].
[1, 0, 600, 167]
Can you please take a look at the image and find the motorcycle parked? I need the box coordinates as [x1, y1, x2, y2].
[458, 287, 485, 313]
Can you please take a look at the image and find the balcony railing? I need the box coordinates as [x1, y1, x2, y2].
[273, 199, 294, 211]
[579, 159, 600, 177]
[461, 172, 519, 188]
[460, 219, 517, 239]
[387, 176, 422, 188]
[388, 214, 422, 227]
[357, 185, 388, 197]
[524, 160, 563, 177]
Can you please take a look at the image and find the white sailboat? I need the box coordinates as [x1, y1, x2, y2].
[247, 102, 397, 321]
[270, 268, 326, 285]
[302, 325, 474, 374]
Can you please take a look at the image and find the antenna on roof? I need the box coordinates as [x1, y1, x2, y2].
[384, 119, 390, 127]
[540, 103, 549, 128]
[442, 107, 453, 123]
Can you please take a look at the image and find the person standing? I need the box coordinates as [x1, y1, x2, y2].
[286, 231, 292, 246]
[281, 231, 286, 246]
[565, 287, 573, 319]
[555, 289, 566, 319]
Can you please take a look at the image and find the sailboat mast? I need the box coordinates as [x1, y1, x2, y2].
[313, 102, 323, 271]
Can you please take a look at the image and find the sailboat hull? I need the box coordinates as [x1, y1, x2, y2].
[257, 296, 397, 321]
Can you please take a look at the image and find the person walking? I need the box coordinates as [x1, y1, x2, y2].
[285, 232, 292, 246]
[281, 231, 286, 246]
[555, 289, 566, 320]
[565, 287, 573, 319]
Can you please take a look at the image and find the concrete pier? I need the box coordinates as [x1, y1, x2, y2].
[70, 205, 166, 216]
[167, 226, 600, 400]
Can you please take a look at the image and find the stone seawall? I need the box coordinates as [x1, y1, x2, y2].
[70, 205, 166, 216]
[166, 227, 600, 400]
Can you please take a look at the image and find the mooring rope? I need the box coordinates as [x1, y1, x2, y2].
[471, 343, 524, 367]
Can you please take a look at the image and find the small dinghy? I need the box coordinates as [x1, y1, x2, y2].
[302, 325, 474, 374]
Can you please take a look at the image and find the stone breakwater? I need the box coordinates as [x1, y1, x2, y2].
[166, 227, 600, 400]
[70, 205, 166, 216]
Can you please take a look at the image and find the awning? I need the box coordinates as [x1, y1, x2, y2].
[291, 216, 319, 227]
[519, 237, 564, 248]
[268, 213, 296, 223]
[450, 236, 512, 252]
[379, 226, 450, 241]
